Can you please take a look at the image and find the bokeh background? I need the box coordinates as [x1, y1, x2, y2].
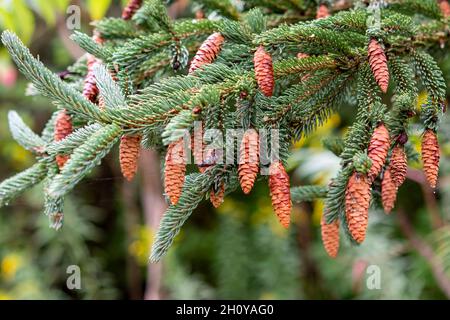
[0, 0, 450, 300]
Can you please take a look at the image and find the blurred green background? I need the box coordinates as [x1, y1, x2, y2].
[1, 0, 450, 300]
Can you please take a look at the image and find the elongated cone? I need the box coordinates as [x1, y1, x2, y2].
[321, 215, 340, 258]
[381, 167, 398, 214]
[390, 145, 407, 187]
[54, 109, 73, 169]
[83, 54, 100, 102]
[238, 130, 259, 194]
[422, 129, 440, 189]
[189, 32, 224, 74]
[122, 0, 143, 20]
[120, 135, 141, 181]
[368, 39, 389, 93]
[345, 172, 371, 243]
[210, 183, 225, 208]
[254, 45, 274, 97]
[367, 123, 390, 182]
[440, 0, 450, 18]
[269, 161, 291, 228]
[164, 139, 186, 205]
[316, 4, 330, 19]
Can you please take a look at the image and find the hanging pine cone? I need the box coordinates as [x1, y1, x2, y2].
[122, 0, 143, 20]
[390, 145, 407, 187]
[83, 54, 99, 103]
[210, 182, 225, 208]
[188, 32, 224, 74]
[345, 172, 371, 244]
[368, 39, 389, 93]
[381, 167, 398, 214]
[54, 109, 73, 169]
[316, 4, 330, 19]
[238, 130, 259, 194]
[422, 129, 440, 189]
[321, 215, 340, 258]
[367, 123, 390, 182]
[268, 161, 292, 228]
[164, 139, 187, 205]
[440, 0, 450, 18]
[254, 45, 274, 97]
[119, 135, 142, 181]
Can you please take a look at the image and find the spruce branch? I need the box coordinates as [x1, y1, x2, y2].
[92, 18, 142, 39]
[0, 162, 47, 207]
[8, 111, 46, 153]
[48, 124, 121, 198]
[1, 31, 107, 123]
[291, 185, 328, 203]
[93, 64, 127, 109]
[70, 31, 112, 62]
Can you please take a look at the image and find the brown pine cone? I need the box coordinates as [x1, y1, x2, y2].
[368, 39, 389, 93]
[188, 32, 224, 74]
[390, 145, 407, 187]
[422, 129, 440, 189]
[321, 215, 340, 258]
[238, 130, 259, 194]
[269, 161, 292, 228]
[254, 45, 274, 97]
[381, 167, 398, 214]
[122, 0, 143, 20]
[316, 4, 330, 19]
[83, 54, 100, 103]
[210, 182, 225, 208]
[345, 172, 371, 243]
[54, 109, 73, 169]
[164, 139, 187, 205]
[119, 135, 142, 181]
[367, 123, 390, 182]
[440, 0, 450, 18]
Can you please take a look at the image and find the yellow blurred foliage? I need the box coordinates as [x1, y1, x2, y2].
[128, 225, 154, 266]
[1, 253, 22, 281]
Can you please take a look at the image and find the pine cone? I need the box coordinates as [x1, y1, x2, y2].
[422, 129, 440, 189]
[119, 135, 142, 181]
[188, 32, 224, 74]
[321, 216, 340, 258]
[164, 139, 187, 205]
[54, 109, 73, 169]
[390, 145, 407, 187]
[83, 54, 100, 103]
[254, 45, 274, 97]
[210, 182, 225, 208]
[122, 0, 143, 20]
[345, 172, 371, 243]
[269, 161, 292, 228]
[238, 130, 259, 194]
[440, 0, 450, 18]
[381, 167, 398, 214]
[316, 4, 330, 19]
[367, 123, 390, 182]
[368, 39, 389, 93]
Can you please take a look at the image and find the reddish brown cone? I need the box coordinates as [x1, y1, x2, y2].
[164, 139, 187, 205]
[367, 123, 390, 182]
[390, 145, 407, 187]
[210, 183, 225, 208]
[368, 39, 389, 93]
[188, 32, 224, 74]
[268, 161, 291, 228]
[238, 130, 259, 194]
[381, 167, 398, 214]
[316, 4, 330, 19]
[422, 129, 440, 189]
[83, 54, 100, 103]
[54, 109, 73, 169]
[119, 135, 141, 181]
[321, 215, 340, 258]
[440, 0, 450, 18]
[345, 172, 371, 243]
[254, 45, 274, 97]
[122, 0, 143, 20]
